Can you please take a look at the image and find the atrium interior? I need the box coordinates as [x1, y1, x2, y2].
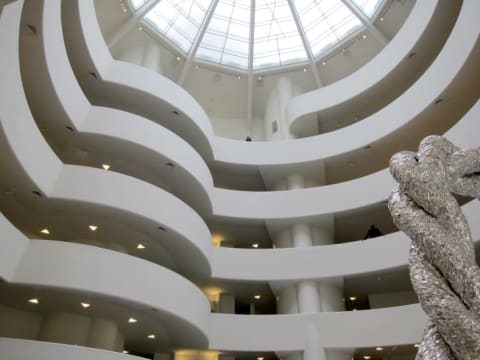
[0, 0, 478, 359]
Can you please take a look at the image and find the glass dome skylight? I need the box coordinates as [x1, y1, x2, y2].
[130, 0, 384, 71]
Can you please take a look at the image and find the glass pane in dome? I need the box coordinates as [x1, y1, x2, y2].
[253, 0, 307, 69]
[144, 0, 213, 53]
[131, 0, 148, 10]
[196, 0, 251, 69]
[293, 0, 362, 57]
[352, 0, 383, 18]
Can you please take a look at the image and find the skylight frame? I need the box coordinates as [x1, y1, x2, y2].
[128, 0, 386, 73]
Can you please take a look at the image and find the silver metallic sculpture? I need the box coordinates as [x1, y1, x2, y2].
[388, 135, 480, 359]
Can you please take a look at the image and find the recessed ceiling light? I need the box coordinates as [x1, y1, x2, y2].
[88, 225, 98, 232]
[128, 318, 137, 323]
[252, 243, 259, 248]
[349, 296, 357, 301]
[122, 350, 129, 354]
[303, 68, 307, 72]
[176, 56, 181, 61]
[414, 344, 420, 348]
[40, 228, 50, 235]
[380, 16, 384, 21]
[147, 334, 156, 339]
[28, 298, 39, 304]
[237, 76, 241, 80]
[322, 61, 326, 66]
[376, 347, 383, 351]
[81, 302, 91, 308]
[194, 65, 199, 70]
[352, 308, 357, 311]
[363, 356, 371, 360]
[123, 8, 127, 12]
[138, 27, 142, 31]
[257, 357, 264, 360]
[258, 76, 262, 80]
[362, 34, 367, 39]
[102, 164, 111, 170]
[253, 294, 261, 300]
[137, 243, 146, 249]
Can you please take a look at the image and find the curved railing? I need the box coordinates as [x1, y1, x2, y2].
[287, 0, 445, 136]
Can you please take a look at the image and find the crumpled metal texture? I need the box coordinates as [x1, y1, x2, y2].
[388, 135, 480, 359]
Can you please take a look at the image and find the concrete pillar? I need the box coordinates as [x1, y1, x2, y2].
[39, 312, 90, 346]
[114, 331, 125, 352]
[304, 324, 327, 360]
[87, 318, 119, 350]
[219, 293, 235, 314]
[142, 42, 162, 74]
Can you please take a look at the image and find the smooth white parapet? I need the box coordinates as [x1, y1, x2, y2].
[286, 0, 439, 134]
[0, 338, 146, 360]
[11, 240, 210, 347]
[208, 304, 426, 351]
[211, 200, 480, 281]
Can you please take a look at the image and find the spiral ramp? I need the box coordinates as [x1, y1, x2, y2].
[0, 0, 478, 359]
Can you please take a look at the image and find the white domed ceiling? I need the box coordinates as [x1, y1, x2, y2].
[129, 0, 385, 71]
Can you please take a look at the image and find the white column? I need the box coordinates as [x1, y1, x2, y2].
[39, 313, 90, 346]
[304, 324, 327, 360]
[142, 42, 162, 74]
[87, 318, 119, 350]
[219, 293, 235, 314]
[277, 77, 294, 139]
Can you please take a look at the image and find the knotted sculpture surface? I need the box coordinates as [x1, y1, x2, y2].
[388, 135, 480, 359]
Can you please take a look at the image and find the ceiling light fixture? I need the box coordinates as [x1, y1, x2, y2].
[237, 76, 241, 80]
[28, 298, 39, 304]
[349, 296, 357, 301]
[362, 34, 367, 39]
[122, 350, 129, 354]
[102, 164, 111, 170]
[258, 76, 262, 80]
[376, 347, 383, 351]
[88, 225, 98, 232]
[137, 243, 146, 249]
[252, 243, 259, 248]
[176, 56, 181, 61]
[363, 356, 371, 360]
[40, 228, 50, 235]
[414, 344, 420, 348]
[80, 302, 91, 308]
[380, 17, 384, 21]
[253, 294, 261, 300]
[128, 318, 137, 323]
[138, 27, 142, 31]
[322, 61, 326, 66]
[147, 334, 156, 339]
[257, 357, 264, 360]
[303, 68, 307, 72]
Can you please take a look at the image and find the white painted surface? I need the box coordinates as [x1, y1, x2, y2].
[0, 338, 146, 360]
[208, 304, 426, 351]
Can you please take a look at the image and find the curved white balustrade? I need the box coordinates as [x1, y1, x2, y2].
[0, 338, 146, 360]
[63, 0, 215, 161]
[214, 0, 479, 167]
[6, 0, 479, 277]
[208, 304, 426, 351]
[0, 0, 211, 277]
[23, 0, 214, 215]
[211, 199, 480, 281]
[287, 0, 440, 135]
[13, 240, 209, 347]
[67, 0, 478, 168]
[35, 0, 477, 222]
